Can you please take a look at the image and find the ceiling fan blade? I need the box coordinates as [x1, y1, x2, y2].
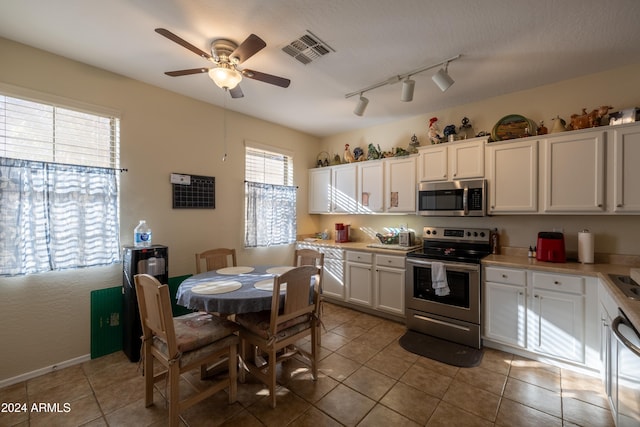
[164, 68, 210, 77]
[155, 28, 213, 60]
[230, 34, 266, 64]
[229, 86, 244, 99]
[242, 69, 291, 88]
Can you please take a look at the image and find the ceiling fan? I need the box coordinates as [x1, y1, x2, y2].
[155, 28, 290, 98]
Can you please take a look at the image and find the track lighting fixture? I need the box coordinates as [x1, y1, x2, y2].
[401, 77, 415, 102]
[432, 61, 455, 92]
[345, 54, 460, 114]
[353, 93, 369, 116]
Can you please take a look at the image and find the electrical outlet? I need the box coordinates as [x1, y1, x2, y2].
[552, 227, 564, 233]
[170, 173, 190, 185]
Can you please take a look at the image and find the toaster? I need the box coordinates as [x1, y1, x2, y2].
[398, 231, 415, 247]
[536, 232, 566, 263]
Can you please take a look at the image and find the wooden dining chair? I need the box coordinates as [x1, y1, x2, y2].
[293, 248, 325, 345]
[235, 265, 321, 408]
[195, 248, 237, 273]
[134, 273, 239, 427]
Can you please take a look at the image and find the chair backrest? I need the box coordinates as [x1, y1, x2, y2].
[195, 248, 237, 273]
[293, 248, 324, 268]
[269, 265, 321, 337]
[134, 273, 178, 357]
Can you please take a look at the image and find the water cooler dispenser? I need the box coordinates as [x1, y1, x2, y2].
[122, 245, 168, 362]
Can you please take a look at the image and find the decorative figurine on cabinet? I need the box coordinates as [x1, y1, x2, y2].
[443, 124, 457, 142]
[353, 146, 364, 161]
[408, 134, 420, 153]
[537, 120, 548, 135]
[458, 116, 474, 139]
[367, 143, 381, 160]
[428, 117, 442, 144]
[344, 143, 355, 163]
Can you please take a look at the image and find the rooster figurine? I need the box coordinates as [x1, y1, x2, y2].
[344, 143, 355, 163]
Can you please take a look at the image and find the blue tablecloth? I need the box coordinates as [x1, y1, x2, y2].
[176, 265, 294, 314]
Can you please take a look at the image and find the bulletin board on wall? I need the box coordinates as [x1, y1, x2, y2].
[171, 173, 215, 209]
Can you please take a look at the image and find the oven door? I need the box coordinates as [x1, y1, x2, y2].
[405, 257, 480, 324]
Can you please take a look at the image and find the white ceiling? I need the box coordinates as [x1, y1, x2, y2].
[1, 0, 639, 137]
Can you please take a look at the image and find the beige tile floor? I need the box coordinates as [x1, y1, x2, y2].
[0, 303, 614, 427]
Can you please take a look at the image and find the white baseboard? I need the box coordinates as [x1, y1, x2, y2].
[0, 354, 91, 389]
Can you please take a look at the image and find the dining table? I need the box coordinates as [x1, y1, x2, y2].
[176, 265, 310, 314]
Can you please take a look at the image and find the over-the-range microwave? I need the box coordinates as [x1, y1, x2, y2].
[417, 179, 487, 216]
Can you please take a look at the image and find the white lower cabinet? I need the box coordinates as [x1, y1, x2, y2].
[484, 266, 590, 366]
[373, 254, 405, 317]
[346, 251, 373, 307]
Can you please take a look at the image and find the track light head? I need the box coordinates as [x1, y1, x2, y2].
[432, 63, 454, 92]
[353, 94, 369, 116]
[401, 78, 415, 102]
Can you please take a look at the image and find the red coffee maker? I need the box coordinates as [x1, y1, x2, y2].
[536, 232, 566, 263]
[335, 223, 350, 243]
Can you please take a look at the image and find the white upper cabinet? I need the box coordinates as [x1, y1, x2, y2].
[418, 137, 486, 182]
[308, 168, 332, 213]
[385, 156, 416, 212]
[611, 124, 640, 213]
[332, 164, 358, 213]
[542, 129, 606, 213]
[487, 139, 538, 214]
[358, 161, 385, 213]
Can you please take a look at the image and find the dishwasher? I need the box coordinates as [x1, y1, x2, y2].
[611, 309, 640, 426]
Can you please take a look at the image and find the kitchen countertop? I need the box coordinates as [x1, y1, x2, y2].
[297, 240, 420, 255]
[482, 254, 640, 332]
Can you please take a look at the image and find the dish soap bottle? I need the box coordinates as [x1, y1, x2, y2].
[134, 220, 152, 247]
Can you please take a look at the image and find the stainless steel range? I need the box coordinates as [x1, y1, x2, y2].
[405, 226, 492, 349]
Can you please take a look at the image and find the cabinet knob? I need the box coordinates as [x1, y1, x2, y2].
[502, 274, 507, 278]
[518, 292, 523, 296]
[598, 204, 603, 207]
[554, 281, 560, 285]
[617, 204, 623, 208]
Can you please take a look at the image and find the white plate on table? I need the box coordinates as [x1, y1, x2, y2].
[191, 280, 242, 295]
[254, 278, 286, 292]
[265, 266, 295, 275]
[216, 266, 254, 275]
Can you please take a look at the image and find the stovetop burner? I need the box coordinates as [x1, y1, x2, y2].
[406, 226, 492, 264]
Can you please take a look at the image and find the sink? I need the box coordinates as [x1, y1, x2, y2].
[608, 274, 640, 300]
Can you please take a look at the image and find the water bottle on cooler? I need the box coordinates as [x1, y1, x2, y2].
[134, 220, 152, 247]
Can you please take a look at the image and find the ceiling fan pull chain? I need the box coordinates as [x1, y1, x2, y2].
[222, 92, 228, 162]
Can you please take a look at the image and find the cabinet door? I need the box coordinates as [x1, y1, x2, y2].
[417, 145, 448, 181]
[375, 265, 405, 316]
[529, 289, 585, 363]
[449, 139, 485, 180]
[543, 130, 605, 212]
[308, 168, 331, 213]
[332, 164, 357, 213]
[484, 281, 527, 348]
[358, 161, 384, 213]
[346, 262, 373, 307]
[385, 156, 416, 212]
[612, 125, 640, 212]
[323, 258, 346, 300]
[488, 140, 538, 213]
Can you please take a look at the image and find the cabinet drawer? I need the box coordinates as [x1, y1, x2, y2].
[532, 272, 584, 294]
[346, 251, 373, 263]
[485, 267, 526, 286]
[375, 254, 405, 268]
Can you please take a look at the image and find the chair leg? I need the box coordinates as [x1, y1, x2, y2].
[169, 366, 181, 427]
[268, 348, 277, 409]
[143, 345, 154, 407]
[239, 339, 247, 383]
[228, 345, 238, 403]
[311, 323, 318, 380]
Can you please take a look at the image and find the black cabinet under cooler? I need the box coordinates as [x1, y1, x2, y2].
[122, 245, 168, 362]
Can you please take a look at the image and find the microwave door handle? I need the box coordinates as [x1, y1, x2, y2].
[463, 185, 469, 215]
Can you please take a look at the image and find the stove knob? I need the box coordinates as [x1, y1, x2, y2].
[480, 232, 486, 237]
[473, 232, 478, 237]
[432, 230, 437, 235]
[425, 230, 431, 235]
[466, 232, 471, 236]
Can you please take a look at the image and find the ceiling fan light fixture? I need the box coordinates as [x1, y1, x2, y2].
[432, 64, 455, 92]
[401, 77, 415, 102]
[353, 94, 369, 116]
[208, 64, 243, 90]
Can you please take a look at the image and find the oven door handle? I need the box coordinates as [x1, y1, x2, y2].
[612, 315, 640, 357]
[406, 258, 479, 272]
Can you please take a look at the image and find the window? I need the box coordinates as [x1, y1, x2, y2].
[244, 143, 296, 247]
[0, 90, 120, 276]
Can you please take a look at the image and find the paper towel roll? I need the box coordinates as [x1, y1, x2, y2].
[578, 230, 594, 264]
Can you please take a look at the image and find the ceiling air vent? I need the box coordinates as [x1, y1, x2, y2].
[282, 30, 334, 65]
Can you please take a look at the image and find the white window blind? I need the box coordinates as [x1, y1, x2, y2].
[244, 144, 296, 248]
[0, 92, 121, 276]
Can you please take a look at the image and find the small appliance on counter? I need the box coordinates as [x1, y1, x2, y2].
[335, 223, 350, 243]
[399, 230, 415, 247]
[536, 232, 566, 263]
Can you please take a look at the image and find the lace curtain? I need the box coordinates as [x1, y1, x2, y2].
[0, 157, 120, 276]
[244, 181, 297, 248]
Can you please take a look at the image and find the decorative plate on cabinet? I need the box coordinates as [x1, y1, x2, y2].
[491, 114, 536, 141]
